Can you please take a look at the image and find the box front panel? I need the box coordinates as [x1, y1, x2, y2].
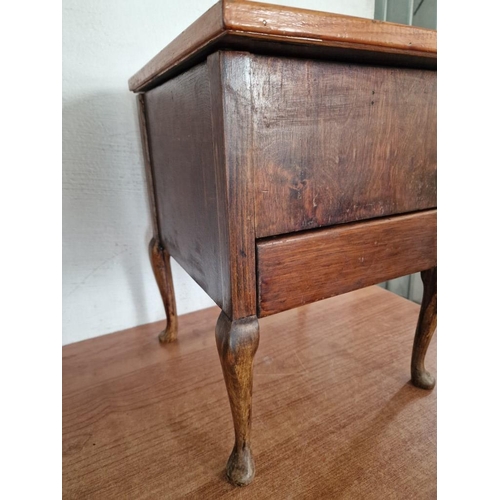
[251, 56, 437, 238]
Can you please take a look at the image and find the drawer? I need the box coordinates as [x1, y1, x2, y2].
[252, 56, 437, 238]
[257, 210, 436, 317]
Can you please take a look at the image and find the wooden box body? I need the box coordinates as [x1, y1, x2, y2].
[141, 50, 436, 319]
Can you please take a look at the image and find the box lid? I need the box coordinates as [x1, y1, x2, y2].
[129, 0, 436, 92]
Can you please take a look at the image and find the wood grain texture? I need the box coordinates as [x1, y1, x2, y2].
[251, 55, 436, 237]
[215, 312, 260, 485]
[63, 286, 436, 499]
[129, 0, 437, 92]
[208, 52, 257, 319]
[411, 267, 437, 390]
[144, 61, 225, 309]
[257, 210, 437, 317]
[138, 94, 178, 342]
[223, 0, 436, 53]
[149, 238, 178, 343]
[143, 52, 257, 320]
[137, 94, 160, 239]
[220, 31, 436, 71]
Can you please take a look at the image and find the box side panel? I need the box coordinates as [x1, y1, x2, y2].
[144, 62, 224, 307]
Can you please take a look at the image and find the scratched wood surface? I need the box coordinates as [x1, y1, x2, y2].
[63, 286, 436, 499]
[251, 55, 436, 237]
[129, 0, 437, 92]
[208, 52, 258, 319]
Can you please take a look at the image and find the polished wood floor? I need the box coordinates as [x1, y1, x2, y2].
[63, 286, 436, 499]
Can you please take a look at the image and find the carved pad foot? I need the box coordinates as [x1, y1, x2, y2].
[411, 267, 437, 391]
[411, 369, 436, 390]
[158, 317, 179, 344]
[226, 445, 255, 486]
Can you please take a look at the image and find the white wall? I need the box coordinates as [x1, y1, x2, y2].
[62, 0, 375, 345]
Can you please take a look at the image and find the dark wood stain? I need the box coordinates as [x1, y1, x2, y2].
[144, 62, 224, 308]
[208, 52, 257, 319]
[130, 2, 437, 487]
[137, 48, 437, 483]
[257, 210, 437, 317]
[251, 55, 437, 237]
[137, 94, 160, 239]
[129, 0, 436, 92]
[137, 94, 178, 342]
[223, 0, 436, 54]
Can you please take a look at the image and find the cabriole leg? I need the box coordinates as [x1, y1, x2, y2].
[149, 237, 178, 343]
[215, 311, 260, 486]
[411, 266, 437, 390]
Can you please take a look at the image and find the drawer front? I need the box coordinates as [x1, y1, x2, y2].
[257, 210, 436, 317]
[252, 56, 436, 238]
